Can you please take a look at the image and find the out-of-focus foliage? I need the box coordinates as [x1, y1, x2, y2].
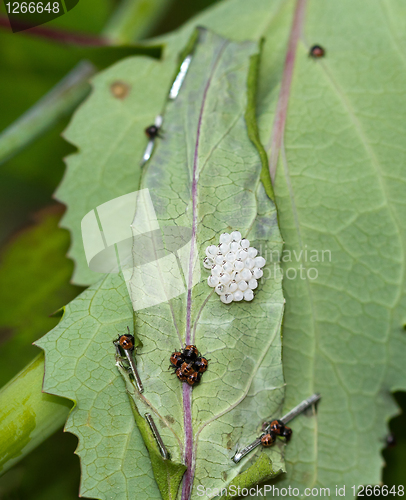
[0, 428, 80, 500]
[0, 206, 83, 386]
[0, 0, 115, 242]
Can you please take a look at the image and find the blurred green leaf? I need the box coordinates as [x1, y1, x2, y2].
[0, 0, 160, 244]
[0, 206, 82, 387]
[0, 354, 71, 475]
[381, 392, 406, 489]
[0, 426, 79, 500]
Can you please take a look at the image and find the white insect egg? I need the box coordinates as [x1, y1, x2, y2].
[238, 280, 248, 292]
[225, 252, 236, 263]
[219, 273, 231, 285]
[230, 241, 240, 253]
[248, 278, 258, 290]
[243, 289, 254, 301]
[219, 242, 230, 254]
[233, 290, 244, 302]
[228, 282, 238, 293]
[244, 258, 255, 270]
[229, 271, 237, 281]
[252, 267, 263, 279]
[215, 254, 225, 265]
[207, 245, 218, 257]
[203, 257, 213, 269]
[220, 293, 233, 304]
[234, 259, 244, 272]
[234, 272, 243, 283]
[207, 275, 218, 287]
[237, 249, 248, 261]
[241, 239, 250, 249]
[223, 261, 234, 274]
[230, 231, 242, 242]
[211, 264, 222, 276]
[247, 247, 258, 258]
[220, 232, 232, 244]
[215, 284, 226, 295]
[240, 268, 252, 281]
[254, 256, 266, 268]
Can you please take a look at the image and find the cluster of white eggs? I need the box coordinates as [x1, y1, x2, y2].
[203, 231, 266, 304]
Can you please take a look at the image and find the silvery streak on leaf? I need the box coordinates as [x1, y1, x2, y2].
[140, 115, 163, 166]
[169, 55, 192, 100]
[145, 413, 170, 460]
[232, 394, 321, 463]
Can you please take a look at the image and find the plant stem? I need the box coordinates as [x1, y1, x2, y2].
[0, 60, 95, 166]
[103, 0, 174, 44]
[0, 353, 72, 475]
[0, 15, 110, 45]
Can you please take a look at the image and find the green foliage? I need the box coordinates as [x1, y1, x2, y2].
[0, 428, 80, 500]
[0, 354, 71, 475]
[0, 0, 115, 242]
[36, 29, 285, 499]
[0, 207, 82, 386]
[260, 0, 406, 492]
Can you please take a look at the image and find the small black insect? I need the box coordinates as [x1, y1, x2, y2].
[194, 357, 208, 373]
[170, 345, 208, 386]
[170, 351, 183, 368]
[118, 333, 134, 351]
[145, 124, 161, 139]
[175, 366, 188, 382]
[269, 419, 285, 435]
[180, 361, 195, 377]
[309, 45, 325, 58]
[186, 371, 202, 386]
[261, 432, 276, 447]
[282, 426, 292, 442]
[182, 345, 199, 362]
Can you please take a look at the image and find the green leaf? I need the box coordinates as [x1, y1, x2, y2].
[256, 0, 406, 493]
[50, 0, 406, 494]
[163, 0, 406, 493]
[224, 453, 283, 500]
[57, 53, 172, 286]
[36, 28, 286, 499]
